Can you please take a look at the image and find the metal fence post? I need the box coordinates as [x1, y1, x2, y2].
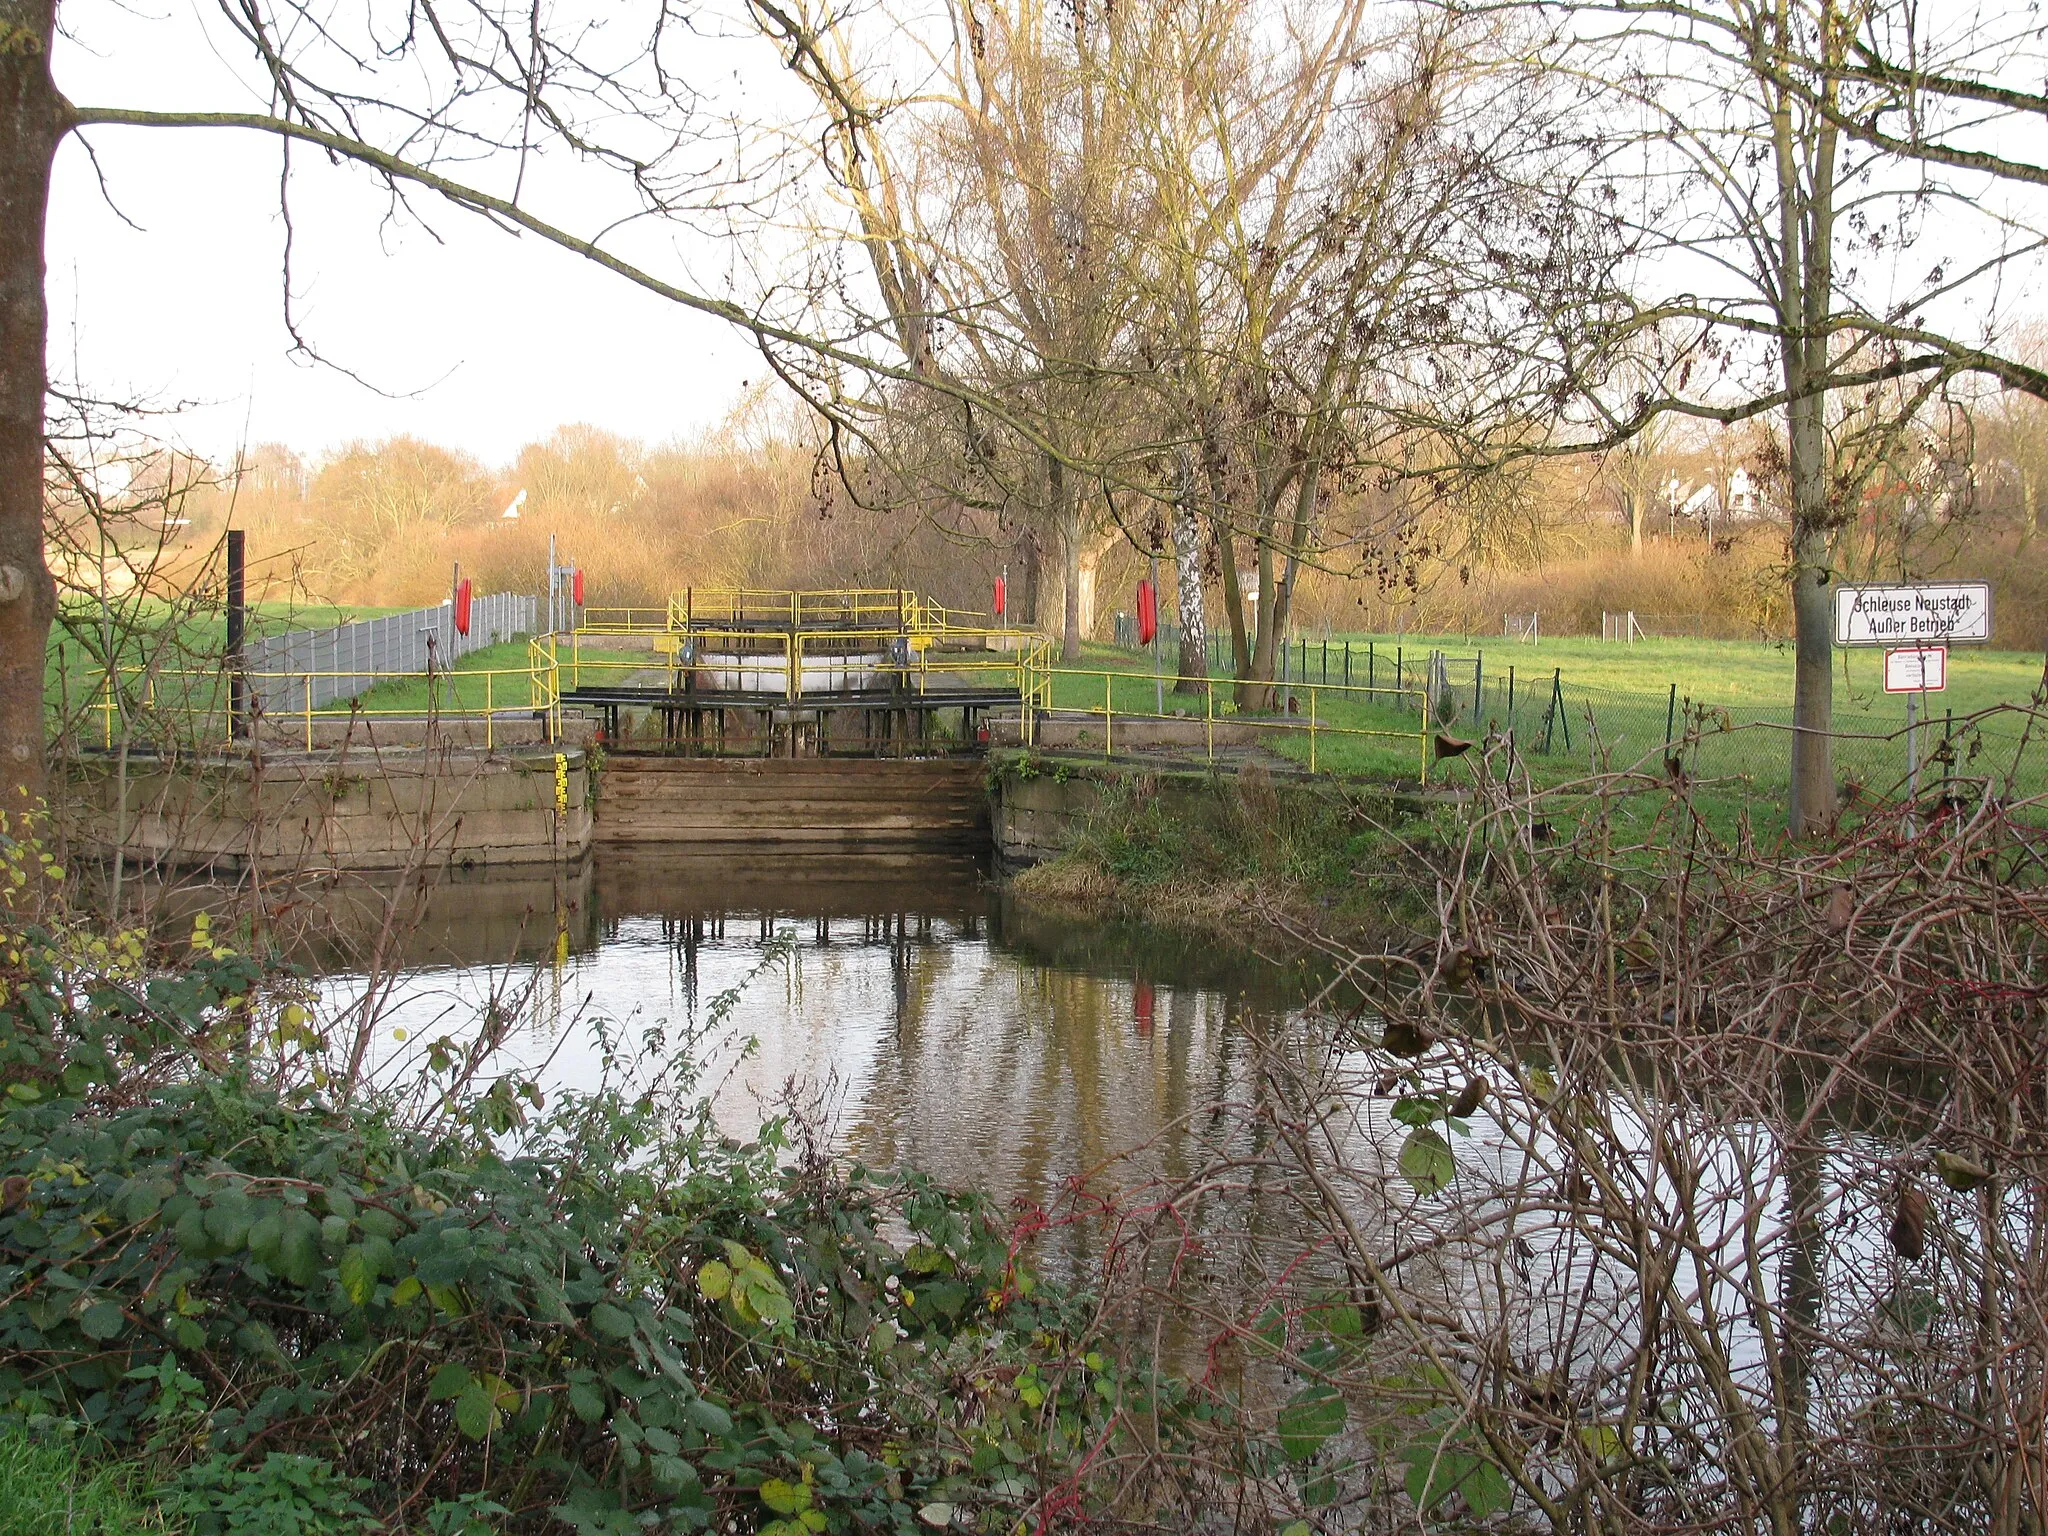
[1905, 693, 1919, 813]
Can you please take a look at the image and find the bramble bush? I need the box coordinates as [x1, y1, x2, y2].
[0, 817, 1215, 1533]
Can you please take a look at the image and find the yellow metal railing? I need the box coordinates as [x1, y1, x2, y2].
[1016, 660, 1434, 781]
[576, 606, 671, 634]
[80, 654, 562, 752]
[661, 588, 926, 633]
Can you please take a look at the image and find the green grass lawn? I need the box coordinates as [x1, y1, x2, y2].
[1285, 629, 2045, 718]
[1046, 636, 2048, 817]
[0, 1427, 167, 1534]
[350, 641, 651, 716]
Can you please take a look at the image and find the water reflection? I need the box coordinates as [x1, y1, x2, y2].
[310, 851, 1318, 1274]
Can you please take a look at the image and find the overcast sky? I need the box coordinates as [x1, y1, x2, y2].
[48, 2, 777, 470]
[45, 2, 2048, 476]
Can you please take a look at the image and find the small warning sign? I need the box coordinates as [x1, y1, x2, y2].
[1883, 646, 1947, 693]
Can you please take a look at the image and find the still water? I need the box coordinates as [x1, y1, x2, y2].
[307, 850, 1323, 1271]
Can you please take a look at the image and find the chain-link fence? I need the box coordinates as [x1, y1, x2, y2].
[247, 592, 536, 716]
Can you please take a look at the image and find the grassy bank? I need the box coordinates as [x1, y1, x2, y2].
[999, 757, 1465, 945]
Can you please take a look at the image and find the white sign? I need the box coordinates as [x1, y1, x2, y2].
[1883, 646, 1947, 693]
[1834, 582, 1991, 646]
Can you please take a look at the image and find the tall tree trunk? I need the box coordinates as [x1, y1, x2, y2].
[1778, 60, 1840, 838]
[1786, 428, 1835, 834]
[1049, 456, 1082, 660]
[1203, 432, 1252, 694]
[1243, 535, 1278, 713]
[0, 0, 62, 816]
[1012, 528, 1041, 628]
[1170, 495, 1206, 694]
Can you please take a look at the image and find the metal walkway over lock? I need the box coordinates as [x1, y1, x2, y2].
[555, 588, 1041, 757]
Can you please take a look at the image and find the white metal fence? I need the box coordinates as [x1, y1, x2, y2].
[247, 593, 536, 715]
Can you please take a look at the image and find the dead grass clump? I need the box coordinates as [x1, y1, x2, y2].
[1008, 857, 1118, 907]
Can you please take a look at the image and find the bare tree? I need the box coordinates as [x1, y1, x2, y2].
[1502, 0, 2048, 833]
[2, 0, 1087, 808]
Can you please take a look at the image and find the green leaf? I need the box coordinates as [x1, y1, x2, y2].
[454, 1374, 517, 1441]
[649, 1455, 698, 1493]
[278, 1210, 322, 1287]
[427, 1363, 472, 1402]
[79, 1301, 126, 1340]
[682, 1397, 732, 1437]
[1464, 1458, 1512, 1518]
[203, 1199, 251, 1251]
[455, 1385, 498, 1441]
[696, 1259, 732, 1302]
[119, 1182, 163, 1225]
[1390, 1094, 1445, 1128]
[568, 1381, 607, 1424]
[917, 1503, 955, 1528]
[1276, 1383, 1345, 1463]
[1404, 1445, 1496, 1512]
[338, 1236, 391, 1305]
[589, 1302, 634, 1338]
[1579, 1422, 1624, 1466]
[1398, 1127, 1456, 1196]
[390, 1275, 422, 1306]
[1308, 1299, 1364, 1339]
[743, 1272, 795, 1326]
[759, 1478, 810, 1515]
[246, 1211, 283, 1264]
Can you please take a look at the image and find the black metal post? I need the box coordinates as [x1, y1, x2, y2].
[226, 530, 247, 740]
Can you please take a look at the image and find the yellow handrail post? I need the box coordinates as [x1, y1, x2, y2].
[1205, 681, 1213, 765]
[1104, 672, 1112, 760]
[573, 629, 581, 689]
[486, 670, 494, 751]
[1419, 689, 1429, 786]
[101, 668, 113, 750]
[1309, 686, 1317, 774]
[305, 675, 314, 752]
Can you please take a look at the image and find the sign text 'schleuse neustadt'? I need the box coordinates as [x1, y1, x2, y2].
[1833, 583, 1992, 647]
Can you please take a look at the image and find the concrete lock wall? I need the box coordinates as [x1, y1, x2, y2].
[593, 756, 990, 849]
[63, 748, 592, 875]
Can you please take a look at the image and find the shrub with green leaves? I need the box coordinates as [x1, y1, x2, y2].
[0, 862, 1211, 1532]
